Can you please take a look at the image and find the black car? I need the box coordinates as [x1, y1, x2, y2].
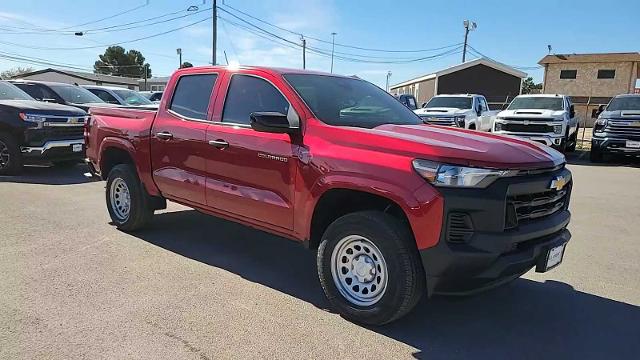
[0, 81, 88, 175]
[591, 94, 640, 162]
[9, 80, 108, 112]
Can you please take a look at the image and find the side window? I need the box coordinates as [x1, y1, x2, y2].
[407, 96, 417, 109]
[560, 70, 577, 79]
[170, 74, 218, 120]
[222, 75, 289, 125]
[90, 89, 119, 104]
[15, 84, 43, 100]
[479, 98, 488, 112]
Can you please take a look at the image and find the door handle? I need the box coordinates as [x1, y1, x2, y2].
[156, 131, 173, 140]
[209, 139, 229, 149]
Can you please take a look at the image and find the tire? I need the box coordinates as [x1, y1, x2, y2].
[0, 133, 23, 176]
[590, 146, 604, 163]
[105, 164, 154, 231]
[52, 160, 79, 168]
[317, 211, 425, 325]
[566, 124, 579, 152]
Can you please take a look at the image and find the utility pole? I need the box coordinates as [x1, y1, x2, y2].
[330, 32, 337, 73]
[144, 64, 148, 90]
[301, 36, 306, 69]
[212, 0, 217, 65]
[461, 20, 477, 63]
[386, 71, 392, 92]
[177, 48, 182, 68]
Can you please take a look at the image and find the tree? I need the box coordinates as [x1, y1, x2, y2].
[0, 66, 34, 80]
[180, 61, 193, 68]
[522, 77, 543, 94]
[94, 46, 151, 78]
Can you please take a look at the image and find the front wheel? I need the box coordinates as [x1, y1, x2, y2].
[0, 134, 23, 176]
[317, 211, 425, 325]
[105, 164, 154, 231]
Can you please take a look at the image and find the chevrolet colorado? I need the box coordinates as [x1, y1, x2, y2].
[0, 81, 88, 175]
[86, 66, 573, 325]
[591, 94, 640, 162]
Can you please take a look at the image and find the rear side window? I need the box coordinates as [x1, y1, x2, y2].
[170, 74, 217, 120]
[14, 83, 58, 102]
[89, 89, 120, 104]
[222, 75, 289, 125]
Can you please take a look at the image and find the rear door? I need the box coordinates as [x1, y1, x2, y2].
[204, 71, 299, 230]
[150, 72, 219, 205]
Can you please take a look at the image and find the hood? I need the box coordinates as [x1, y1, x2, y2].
[337, 124, 565, 169]
[600, 110, 640, 120]
[0, 99, 86, 116]
[498, 109, 565, 118]
[414, 107, 468, 116]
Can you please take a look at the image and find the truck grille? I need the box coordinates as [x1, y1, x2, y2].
[501, 123, 552, 133]
[420, 116, 456, 126]
[506, 186, 570, 228]
[49, 126, 85, 140]
[605, 120, 640, 136]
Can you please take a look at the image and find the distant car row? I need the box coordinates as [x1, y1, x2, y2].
[0, 80, 160, 175]
[396, 91, 640, 160]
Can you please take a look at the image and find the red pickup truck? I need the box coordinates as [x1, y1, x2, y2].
[86, 66, 572, 325]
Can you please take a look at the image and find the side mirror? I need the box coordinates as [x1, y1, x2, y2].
[250, 110, 300, 134]
[476, 104, 482, 116]
[596, 104, 606, 117]
[569, 104, 575, 118]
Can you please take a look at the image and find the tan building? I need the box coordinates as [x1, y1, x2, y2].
[539, 53, 640, 124]
[389, 58, 526, 109]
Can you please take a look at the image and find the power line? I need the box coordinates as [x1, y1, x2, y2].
[56, 1, 149, 30]
[466, 45, 543, 70]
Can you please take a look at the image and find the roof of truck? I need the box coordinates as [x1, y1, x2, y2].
[173, 65, 356, 78]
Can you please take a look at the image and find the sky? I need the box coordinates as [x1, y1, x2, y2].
[0, 0, 638, 89]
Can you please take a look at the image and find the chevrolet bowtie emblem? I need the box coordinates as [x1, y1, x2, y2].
[68, 117, 79, 124]
[550, 175, 567, 191]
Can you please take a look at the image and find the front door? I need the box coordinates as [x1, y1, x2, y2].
[204, 72, 297, 230]
[150, 73, 218, 205]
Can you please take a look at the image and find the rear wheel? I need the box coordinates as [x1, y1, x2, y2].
[0, 134, 23, 176]
[317, 211, 425, 325]
[566, 124, 579, 152]
[106, 164, 154, 231]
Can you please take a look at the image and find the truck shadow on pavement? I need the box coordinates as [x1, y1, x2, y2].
[0, 164, 99, 185]
[133, 210, 640, 360]
[565, 150, 640, 168]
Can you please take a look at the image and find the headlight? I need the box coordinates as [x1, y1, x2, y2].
[412, 159, 515, 188]
[596, 118, 608, 126]
[494, 122, 503, 131]
[553, 125, 563, 134]
[453, 115, 466, 127]
[19, 113, 47, 123]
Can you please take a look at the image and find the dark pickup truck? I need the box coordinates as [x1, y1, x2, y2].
[591, 94, 640, 162]
[9, 80, 108, 112]
[0, 81, 88, 175]
[86, 66, 573, 325]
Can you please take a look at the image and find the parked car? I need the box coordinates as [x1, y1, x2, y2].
[493, 94, 579, 152]
[393, 94, 418, 110]
[0, 81, 87, 175]
[414, 94, 497, 131]
[591, 94, 640, 162]
[9, 80, 109, 112]
[86, 66, 572, 325]
[82, 85, 158, 109]
[139, 91, 163, 102]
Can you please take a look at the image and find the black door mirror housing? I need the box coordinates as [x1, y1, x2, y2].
[250, 111, 299, 134]
[569, 104, 575, 118]
[596, 104, 606, 116]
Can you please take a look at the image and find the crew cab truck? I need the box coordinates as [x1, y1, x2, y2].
[591, 94, 640, 162]
[86, 66, 573, 325]
[414, 94, 496, 131]
[0, 81, 88, 175]
[493, 94, 580, 152]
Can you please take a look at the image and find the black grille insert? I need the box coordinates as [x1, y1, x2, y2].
[502, 123, 552, 133]
[506, 187, 569, 228]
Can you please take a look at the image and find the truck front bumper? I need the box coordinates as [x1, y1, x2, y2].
[592, 133, 640, 154]
[21, 139, 85, 162]
[493, 131, 564, 147]
[420, 165, 572, 296]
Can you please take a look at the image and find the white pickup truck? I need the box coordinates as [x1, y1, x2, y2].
[493, 94, 579, 152]
[414, 94, 497, 131]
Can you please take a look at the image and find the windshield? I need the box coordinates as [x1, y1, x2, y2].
[284, 74, 421, 128]
[113, 89, 152, 105]
[0, 81, 33, 100]
[607, 96, 640, 111]
[508, 97, 564, 111]
[425, 96, 472, 109]
[49, 84, 104, 104]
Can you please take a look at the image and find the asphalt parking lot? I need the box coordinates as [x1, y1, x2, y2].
[1, 152, 639, 360]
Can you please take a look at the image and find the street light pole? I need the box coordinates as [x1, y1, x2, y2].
[462, 20, 476, 63]
[386, 71, 392, 92]
[212, 0, 217, 65]
[330, 32, 337, 73]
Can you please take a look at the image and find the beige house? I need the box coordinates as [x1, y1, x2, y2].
[539, 53, 640, 124]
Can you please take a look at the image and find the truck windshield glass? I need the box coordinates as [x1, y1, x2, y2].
[49, 84, 104, 104]
[508, 97, 563, 111]
[425, 97, 472, 109]
[0, 82, 33, 100]
[607, 96, 640, 111]
[113, 89, 153, 105]
[284, 74, 421, 128]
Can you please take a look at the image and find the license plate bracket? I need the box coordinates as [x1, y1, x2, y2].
[536, 243, 566, 272]
[625, 140, 640, 149]
[72, 144, 83, 152]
